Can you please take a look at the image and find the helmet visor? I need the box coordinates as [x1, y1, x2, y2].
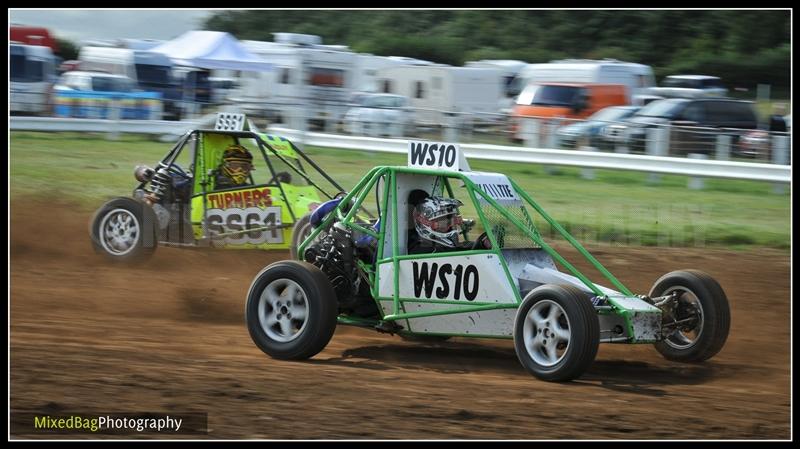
[420, 213, 462, 233]
[223, 161, 252, 184]
[225, 160, 253, 171]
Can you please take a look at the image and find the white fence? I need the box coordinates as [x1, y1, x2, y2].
[9, 116, 791, 184]
[268, 126, 790, 183]
[9, 116, 201, 136]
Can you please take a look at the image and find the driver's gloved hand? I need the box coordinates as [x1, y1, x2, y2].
[462, 219, 476, 233]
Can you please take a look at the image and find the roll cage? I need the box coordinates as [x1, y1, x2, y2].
[135, 128, 346, 244]
[298, 165, 635, 327]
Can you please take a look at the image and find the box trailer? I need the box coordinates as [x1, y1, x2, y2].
[376, 65, 504, 126]
[231, 33, 357, 130]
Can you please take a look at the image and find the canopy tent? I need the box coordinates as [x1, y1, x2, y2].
[150, 31, 272, 72]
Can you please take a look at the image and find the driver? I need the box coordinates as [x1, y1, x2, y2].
[215, 144, 254, 190]
[407, 190, 482, 254]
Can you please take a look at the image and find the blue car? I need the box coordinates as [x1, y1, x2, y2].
[556, 106, 640, 150]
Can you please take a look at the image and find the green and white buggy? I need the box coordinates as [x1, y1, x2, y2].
[245, 141, 730, 381]
[90, 113, 345, 262]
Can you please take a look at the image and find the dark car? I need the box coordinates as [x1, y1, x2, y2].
[735, 114, 792, 161]
[620, 98, 759, 155]
[555, 105, 640, 150]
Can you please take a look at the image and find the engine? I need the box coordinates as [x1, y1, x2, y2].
[133, 164, 192, 242]
[303, 222, 374, 315]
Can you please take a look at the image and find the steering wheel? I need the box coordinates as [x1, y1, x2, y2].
[267, 171, 292, 185]
[471, 232, 492, 250]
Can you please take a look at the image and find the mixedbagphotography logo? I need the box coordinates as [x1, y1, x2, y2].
[11, 411, 208, 436]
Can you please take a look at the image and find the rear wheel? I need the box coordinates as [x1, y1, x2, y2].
[246, 261, 338, 360]
[290, 213, 334, 261]
[514, 284, 599, 382]
[650, 270, 730, 362]
[289, 214, 312, 260]
[89, 197, 157, 263]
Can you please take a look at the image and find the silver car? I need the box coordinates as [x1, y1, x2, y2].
[649, 75, 728, 99]
[344, 93, 414, 137]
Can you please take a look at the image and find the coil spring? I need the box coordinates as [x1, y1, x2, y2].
[147, 165, 172, 202]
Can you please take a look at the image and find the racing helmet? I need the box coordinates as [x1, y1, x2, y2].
[412, 196, 464, 248]
[221, 144, 254, 185]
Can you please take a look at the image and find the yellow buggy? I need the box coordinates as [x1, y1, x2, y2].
[90, 114, 344, 262]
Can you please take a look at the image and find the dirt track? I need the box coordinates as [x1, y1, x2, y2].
[10, 199, 791, 439]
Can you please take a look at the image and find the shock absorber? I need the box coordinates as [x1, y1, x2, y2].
[146, 163, 172, 203]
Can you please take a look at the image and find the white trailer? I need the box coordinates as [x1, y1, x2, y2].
[518, 59, 655, 104]
[231, 33, 357, 130]
[466, 59, 527, 95]
[466, 59, 528, 111]
[352, 54, 410, 94]
[376, 65, 504, 126]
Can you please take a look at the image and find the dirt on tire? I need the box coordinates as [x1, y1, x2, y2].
[10, 198, 790, 439]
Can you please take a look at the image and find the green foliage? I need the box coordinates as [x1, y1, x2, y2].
[659, 44, 790, 90]
[54, 38, 78, 61]
[204, 10, 790, 90]
[363, 35, 465, 66]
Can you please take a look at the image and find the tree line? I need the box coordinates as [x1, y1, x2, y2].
[204, 9, 790, 93]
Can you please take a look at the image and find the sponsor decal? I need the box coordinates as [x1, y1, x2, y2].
[408, 141, 470, 172]
[412, 261, 480, 301]
[206, 188, 272, 210]
[215, 112, 246, 131]
[207, 206, 283, 244]
[476, 182, 516, 201]
[464, 172, 521, 205]
[379, 254, 517, 303]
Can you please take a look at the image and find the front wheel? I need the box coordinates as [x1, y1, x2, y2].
[513, 284, 599, 382]
[246, 260, 338, 360]
[650, 269, 730, 363]
[89, 197, 157, 263]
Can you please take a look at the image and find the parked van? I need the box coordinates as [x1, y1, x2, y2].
[512, 83, 629, 141]
[78, 46, 182, 119]
[10, 43, 57, 116]
[518, 59, 655, 105]
[515, 83, 628, 118]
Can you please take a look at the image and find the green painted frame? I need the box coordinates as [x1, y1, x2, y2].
[296, 165, 637, 337]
